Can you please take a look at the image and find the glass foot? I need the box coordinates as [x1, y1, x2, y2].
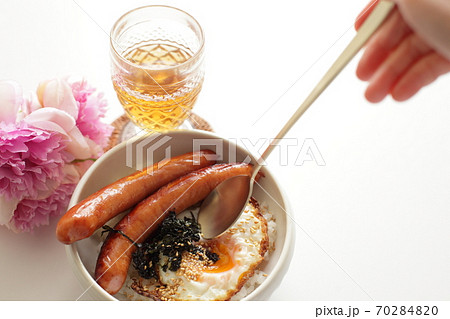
[119, 117, 195, 143]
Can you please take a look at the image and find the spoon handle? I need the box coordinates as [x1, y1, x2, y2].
[252, 0, 395, 178]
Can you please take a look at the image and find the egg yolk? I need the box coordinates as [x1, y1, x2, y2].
[204, 242, 235, 273]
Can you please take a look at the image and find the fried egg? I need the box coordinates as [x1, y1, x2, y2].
[137, 198, 269, 301]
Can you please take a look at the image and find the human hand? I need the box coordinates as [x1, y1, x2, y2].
[355, 0, 450, 103]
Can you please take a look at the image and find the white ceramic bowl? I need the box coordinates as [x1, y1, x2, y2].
[66, 130, 295, 300]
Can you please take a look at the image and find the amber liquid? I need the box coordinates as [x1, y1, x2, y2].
[113, 43, 203, 131]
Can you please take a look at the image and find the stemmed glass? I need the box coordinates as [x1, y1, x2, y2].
[110, 5, 205, 134]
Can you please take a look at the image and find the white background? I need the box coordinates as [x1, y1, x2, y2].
[0, 0, 450, 301]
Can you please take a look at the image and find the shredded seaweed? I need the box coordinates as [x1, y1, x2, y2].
[132, 211, 219, 279]
[102, 211, 219, 280]
[101, 225, 139, 247]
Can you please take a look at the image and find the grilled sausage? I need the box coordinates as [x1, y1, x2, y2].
[56, 150, 216, 244]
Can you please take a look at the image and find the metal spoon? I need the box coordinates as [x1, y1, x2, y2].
[198, 0, 395, 239]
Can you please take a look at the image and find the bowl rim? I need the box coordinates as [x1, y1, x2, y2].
[66, 129, 295, 301]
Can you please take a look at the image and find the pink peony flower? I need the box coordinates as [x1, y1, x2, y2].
[0, 121, 69, 227]
[0, 77, 113, 233]
[26, 78, 113, 159]
[10, 183, 77, 232]
[71, 80, 113, 151]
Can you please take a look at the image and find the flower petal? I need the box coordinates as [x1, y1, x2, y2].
[0, 80, 23, 124]
[0, 194, 20, 226]
[66, 127, 92, 159]
[61, 164, 81, 184]
[23, 107, 76, 136]
[9, 183, 76, 232]
[37, 78, 79, 119]
[20, 92, 42, 118]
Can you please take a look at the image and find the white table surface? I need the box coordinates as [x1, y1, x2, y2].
[1, 0, 450, 301]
